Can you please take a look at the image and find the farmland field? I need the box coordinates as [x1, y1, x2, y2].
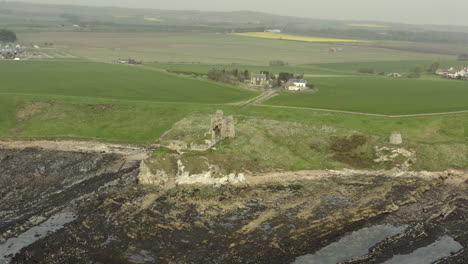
[0, 60, 465, 170]
[233, 32, 366, 43]
[346, 24, 387, 28]
[0, 61, 257, 104]
[310, 60, 468, 74]
[264, 77, 468, 115]
[18, 32, 452, 64]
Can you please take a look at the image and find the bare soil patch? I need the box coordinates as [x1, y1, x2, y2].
[16, 101, 54, 121]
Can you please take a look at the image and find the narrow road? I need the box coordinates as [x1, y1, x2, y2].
[252, 105, 468, 118]
[238, 89, 279, 107]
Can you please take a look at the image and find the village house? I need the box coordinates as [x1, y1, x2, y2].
[436, 67, 468, 79]
[286, 78, 307, 91]
[251, 73, 267, 85]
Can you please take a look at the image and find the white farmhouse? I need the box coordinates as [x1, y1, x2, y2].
[286, 79, 308, 91]
[436, 67, 468, 79]
[457, 67, 468, 78]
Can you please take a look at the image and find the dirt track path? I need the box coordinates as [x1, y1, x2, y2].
[236, 89, 278, 107]
[252, 105, 468, 118]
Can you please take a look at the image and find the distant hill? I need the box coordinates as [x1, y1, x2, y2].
[1, 1, 468, 45]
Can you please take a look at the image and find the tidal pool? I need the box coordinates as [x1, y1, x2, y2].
[0, 212, 76, 264]
[383, 236, 463, 264]
[293, 225, 407, 264]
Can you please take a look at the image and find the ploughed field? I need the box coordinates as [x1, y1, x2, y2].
[264, 77, 468, 115]
[0, 61, 257, 104]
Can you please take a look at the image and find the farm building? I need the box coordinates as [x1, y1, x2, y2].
[387, 72, 402, 78]
[286, 79, 308, 91]
[0, 47, 19, 59]
[115, 58, 142, 65]
[265, 29, 281, 33]
[436, 67, 468, 79]
[251, 73, 267, 85]
[328, 47, 343, 52]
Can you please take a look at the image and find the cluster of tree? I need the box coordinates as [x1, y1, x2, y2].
[277, 72, 295, 81]
[167, 70, 205, 77]
[427, 61, 440, 73]
[269, 60, 288, 66]
[407, 65, 424, 78]
[0, 29, 17, 43]
[206, 69, 308, 88]
[357, 62, 439, 78]
[275, 72, 306, 87]
[228, 27, 267, 33]
[459, 54, 468, 61]
[207, 69, 250, 85]
[358, 68, 375, 74]
[60, 14, 81, 24]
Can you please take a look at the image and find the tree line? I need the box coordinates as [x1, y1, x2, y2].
[206, 68, 313, 88]
[284, 27, 468, 45]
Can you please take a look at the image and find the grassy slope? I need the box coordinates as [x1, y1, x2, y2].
[0, 61, 257, 104]
[1, 92, 465, 170]
[158, 110, 466, 171]
[264, 77, 468, 115]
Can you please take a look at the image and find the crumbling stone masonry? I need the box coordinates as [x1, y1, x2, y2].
[210, 110, 236, 145]
[389, 131, 403, 145]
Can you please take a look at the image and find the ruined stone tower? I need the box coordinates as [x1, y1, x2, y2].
[389, 131, 403, 145]
[210, 110, 235, 145]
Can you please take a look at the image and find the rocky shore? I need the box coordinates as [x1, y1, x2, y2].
[0, 145, 466, 263]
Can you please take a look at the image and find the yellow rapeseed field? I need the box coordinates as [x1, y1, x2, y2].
[233, 32, 366, 43]
[144, 17, 162, 22]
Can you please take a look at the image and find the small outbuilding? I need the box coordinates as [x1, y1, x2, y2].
[387, 72, 402, 78]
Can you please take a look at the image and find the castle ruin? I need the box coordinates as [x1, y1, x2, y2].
[210, 110, 235, 145]
[389, 131, 403, 145]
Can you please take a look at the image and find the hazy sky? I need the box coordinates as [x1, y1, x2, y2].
[11, 0, 468, 26]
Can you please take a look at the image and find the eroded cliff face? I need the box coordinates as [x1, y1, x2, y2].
[0, 147, 466, 264]
[138, 158, 245, 187]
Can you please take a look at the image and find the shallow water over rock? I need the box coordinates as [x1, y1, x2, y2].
[0, 212, 76, 264]
[383, 236, 463, 264]
[293, 225, 407, 264]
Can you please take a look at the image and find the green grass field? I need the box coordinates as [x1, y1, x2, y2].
[310, 60, 468, 74]
[0, 60, 465, 170]
[0, 61, 257, 104]
[264, 77, 468, 115]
